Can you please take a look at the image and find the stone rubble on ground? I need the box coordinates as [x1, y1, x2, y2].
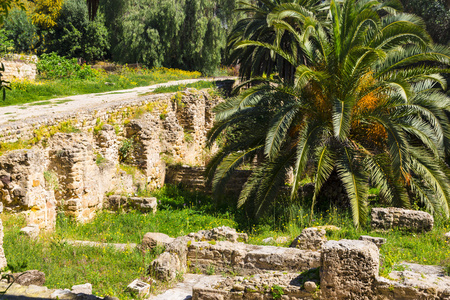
[359, 235, 387, 249]
[19, 224, 40, 239]
[371, 207, 434, 232]
[126, 279, 151, 297]
[187, 226, 248, 243]
[290, 227, 327, 250]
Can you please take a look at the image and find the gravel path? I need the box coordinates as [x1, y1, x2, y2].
[0, 77, 235, 126]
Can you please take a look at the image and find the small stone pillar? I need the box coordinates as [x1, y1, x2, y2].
[321, 239, 379, 299]
[0, 218, 7, 269]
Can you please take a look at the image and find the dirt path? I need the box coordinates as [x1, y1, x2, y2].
[0, 77, 235, 126]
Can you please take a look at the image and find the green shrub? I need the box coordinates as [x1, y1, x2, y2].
[3, 9, 38, 53]
[37, 52, 97, 80]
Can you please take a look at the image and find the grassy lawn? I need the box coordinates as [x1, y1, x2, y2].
[2, 185, 450, 298]
[3, 67, 202, 107]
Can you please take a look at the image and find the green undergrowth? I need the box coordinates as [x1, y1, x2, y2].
[2, 185, 450, 298]
[2, 67, 202, 106]
[2, 214, 163, 299]
[150, 80, 216, 94]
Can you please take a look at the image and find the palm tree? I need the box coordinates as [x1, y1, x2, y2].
[208, 0, 450, 227]
[227, 0, 330, 82]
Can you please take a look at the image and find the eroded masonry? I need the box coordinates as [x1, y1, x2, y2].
[0, 89, 221, 230]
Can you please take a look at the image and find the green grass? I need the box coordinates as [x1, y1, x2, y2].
[2, 185, 450, 299]
[2, 214, 160, 299]
[3, 67, 202, 107]
[150, 80, 216, 94]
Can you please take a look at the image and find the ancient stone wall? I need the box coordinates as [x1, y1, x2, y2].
[165, 165, 251, 194]
[0, 89, 222, 229]
[0, 54, 38, 81]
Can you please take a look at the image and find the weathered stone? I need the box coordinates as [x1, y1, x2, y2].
[359, 235, 386, 249]
[141, 232, 174, 251]
[321, 239, 379, 300]
[20, 224, 40, 239]
[187, 241, 321, 275]
[149, 252, 182, 281]
[290, 227, 327, 251]
[444, 231, 450, 241]
[188, 226, 248, 243]
[128, 196, 157, 213]
[126, 279, 151, 297]
[71, 283, 92, 295]
[303, 281, 317, 293]
[13, 270, 45, 286]
[0, 219, 6, 270]
[371, 207, 434, 232]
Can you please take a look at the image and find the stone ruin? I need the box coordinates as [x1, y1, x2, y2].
[0, 89, 222, 230]
[147, 225, 450, 300]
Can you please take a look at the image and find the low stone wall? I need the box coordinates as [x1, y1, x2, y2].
[0, 89, 222, 229]
[165, 165, 251, 194]
[0, 54, 38, 81]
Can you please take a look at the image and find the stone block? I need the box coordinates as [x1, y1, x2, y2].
[188, 226, 248, 243]
[149, 252, 182, 281]
[359, 235, 386, 249]
[321, 239, 379, 299]
[71, 283, 92, 295]
[20, 224, 40, 239]
[371, 207, 434, 232]
[126, 279, 150, 297]
[290, 227, 327, 250]
[141, 232, 174, 251]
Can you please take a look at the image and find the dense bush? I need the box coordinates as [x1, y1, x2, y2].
[37, 52, 97, 79]
[3, 9, 37, 53]
[42, 0, 109, 62]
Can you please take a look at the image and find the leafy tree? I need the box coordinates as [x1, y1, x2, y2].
[102, 0, 239, 75]
[208, 0, 450, 227]
[30, 0, 64, 28]
[41, 0, 109, 62]
[3, 9, 38, 53]
[399, 0, 450, 45]
[0, 0, 25, 25]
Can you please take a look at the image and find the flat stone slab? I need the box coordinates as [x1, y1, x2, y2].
[148, 274, 223, 300]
